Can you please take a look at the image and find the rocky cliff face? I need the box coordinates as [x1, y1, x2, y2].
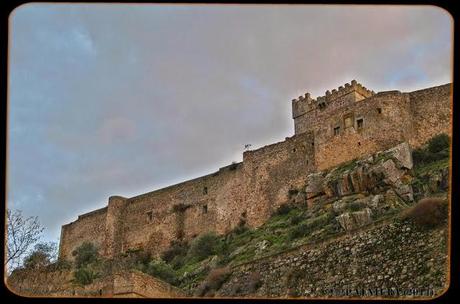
[296, 142, 415, 231]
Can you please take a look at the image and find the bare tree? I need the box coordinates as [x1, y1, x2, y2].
[6, 209, 44, 271]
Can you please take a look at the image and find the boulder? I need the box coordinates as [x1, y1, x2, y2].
[294, 191, 306, 204]
[395, 184, 414, 202]
[336, 208, 373, 231]
[386, 142, 413, 169]
[306, 172, 325, 198]
[338, 173, 354, 196]
[368, 194, 384, 209]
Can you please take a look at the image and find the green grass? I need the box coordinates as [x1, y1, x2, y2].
[414, 157, 449, 176]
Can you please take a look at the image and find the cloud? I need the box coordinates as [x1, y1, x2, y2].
[7, 4, 452, 243]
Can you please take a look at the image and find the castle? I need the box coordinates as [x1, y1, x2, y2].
[58, 80, 452, 261]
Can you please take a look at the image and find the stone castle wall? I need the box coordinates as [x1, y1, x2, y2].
[58, 82, 451, 261]
[59, 132, 314, 259]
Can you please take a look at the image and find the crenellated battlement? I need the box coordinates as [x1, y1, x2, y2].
[292, 80, 375, 105]
[292, 80, 376, 119]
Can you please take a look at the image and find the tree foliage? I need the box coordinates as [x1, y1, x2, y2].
[23, 242, 58, 270]
[72, 241, 99, 268]
[6, 209, 44, 271]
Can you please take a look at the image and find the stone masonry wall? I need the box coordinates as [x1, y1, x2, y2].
[293, 82, 451, 171]
[313, 91, 414, 170]
[59, 132, 315, 260]
[59, 207, 107, 260]
[408, 84, 452, 148]
[218, 219, 449, 298]
[7, 269, 184, 298]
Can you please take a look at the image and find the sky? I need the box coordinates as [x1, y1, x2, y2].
[7, 4, 452, 244]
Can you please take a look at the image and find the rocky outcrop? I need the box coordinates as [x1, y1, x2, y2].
[336, 208, 373, 231]
[306, 142, 414, 206]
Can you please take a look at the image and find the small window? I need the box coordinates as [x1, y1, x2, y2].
[333, 126, 340, 135]
[203, 187, 208, 195]
[146, 211, 153, 222]
[377, 108, 382, 114]
[202, 204, 208, 214]
[292, 148, 296, 153]
[311, 142, 315, 147]
[357, 118, 364, 129]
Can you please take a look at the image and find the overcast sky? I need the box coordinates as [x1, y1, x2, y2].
[8, 4, 452, 244]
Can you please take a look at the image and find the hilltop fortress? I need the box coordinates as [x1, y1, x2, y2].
[58, 80, 452, 261]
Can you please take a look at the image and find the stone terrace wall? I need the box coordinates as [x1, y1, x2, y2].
[218, 219, 449, 299]
[7, 269, 184, 298]
[112, 271, 184, 298]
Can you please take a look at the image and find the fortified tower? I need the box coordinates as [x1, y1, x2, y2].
[292, 80, 375, 135]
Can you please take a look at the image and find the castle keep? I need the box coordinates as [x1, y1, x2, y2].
[58, 80, 452, 261]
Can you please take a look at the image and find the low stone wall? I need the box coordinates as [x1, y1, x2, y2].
[6, 269, 185, 298]
[218, 219, 448, 299]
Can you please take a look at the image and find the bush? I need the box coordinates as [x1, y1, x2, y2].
[49, 259, 72, 271]
[188, 232, 221, 262]
[72, 242, 99, 268]
[161, 240, 189, 264]
[428, 133, 450, 153]
[413, 134, 450, 166]
[288, 223, 308, 240]
[195, 267, 232, 296]
[73, 267, 99, 285]
[273, 204, 296, 216]
[401, 197, 448, 229]
[144, 259, 178, 285]
[290, 214, 304, 225]
[23, 242, 57, 270]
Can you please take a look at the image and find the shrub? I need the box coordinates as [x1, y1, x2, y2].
[23, 242, 57, 270]
[188, 232, 221, 262]
[412, 134, 450, 166]
[49, 259, 72, 271]
[347, 201, 364, 212]
[72, 242, 99, 268]
[73, 267, 99, 285]
[401, 197, 448, 229]
[195, 267, 232, 296]
[290, 214, 304, 225]
[144, 259, 178, 285]
[288, 223, 308, 240]
[161, 240, 189, 264]
[273, 204, 295, 216]
[428, 133, 450, 153]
